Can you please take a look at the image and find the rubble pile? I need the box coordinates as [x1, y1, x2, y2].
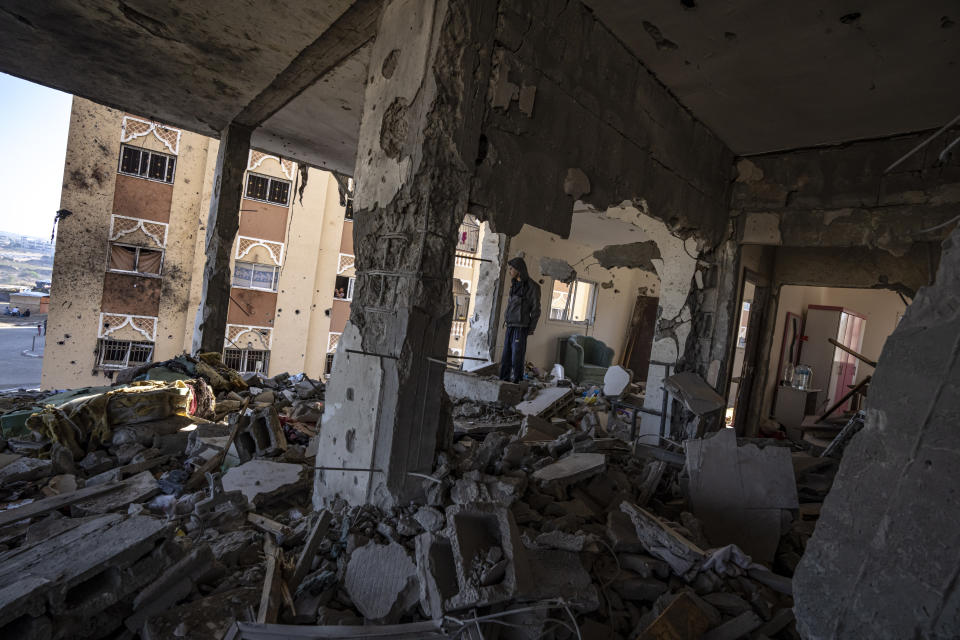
[0, 356, 834, 639]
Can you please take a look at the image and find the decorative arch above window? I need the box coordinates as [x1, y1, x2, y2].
[236, 236, 284, 266]
[99, 313, 158, 342]
[110, 215, 168, 249]
[226, 324, 273, 350]
[121, 116, 181, 155]
[248, 150, 295, 180]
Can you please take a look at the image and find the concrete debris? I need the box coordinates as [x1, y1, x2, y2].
[222, 459, 308, 507]
[664, 371, 725, 416]
[445, 369, 524, 405]
[685, 429, 798, 563]
[532, 452, 606, 487]
[0, 352, 807, 639]
[344, 540, 419, 622]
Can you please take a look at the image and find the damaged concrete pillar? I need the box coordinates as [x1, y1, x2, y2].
[314, 0, 495, 507]
[793, 227, 960, 638]
[463, 225, 508, 369]
[192, 122, 252, 354]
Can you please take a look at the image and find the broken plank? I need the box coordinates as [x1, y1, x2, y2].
[290, 510, 332, 590]
[0, 481, 123, 529]
[247, 512, 292, 541]
[70, 470, 160, 516]
[257, 535, 284, 624]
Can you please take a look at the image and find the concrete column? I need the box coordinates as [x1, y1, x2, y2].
[314, 0, 496, 508]
[463, 227, 509, 369]
[192, 122, 252, 354]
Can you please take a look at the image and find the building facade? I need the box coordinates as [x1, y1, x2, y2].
[43, 98, 481, 389]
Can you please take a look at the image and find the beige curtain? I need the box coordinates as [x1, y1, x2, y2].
[109, 244, 137, 271]
[138, 249, 163, 275]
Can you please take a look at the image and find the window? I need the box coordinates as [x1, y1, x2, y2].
[232, 261, 280, 292]
[245, 173, 291, 206]
[453, 279, 470, 321]
[456, 220, 480, 253]
[97, 339, 154, 370]
[223, 348, 270, 374]
[108, 243, 163, 276]
[324, 353, 335, 376]
[333, 275, 355, 300]
[118, 145, 176, 183]
[549, 279, 597, 324]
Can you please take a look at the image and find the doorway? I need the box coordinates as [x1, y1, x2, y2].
[621, 294, 659, 384]
[727, 272, 767, 433]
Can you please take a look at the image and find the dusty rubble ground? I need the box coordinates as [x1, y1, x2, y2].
[0, 355, 836, 639]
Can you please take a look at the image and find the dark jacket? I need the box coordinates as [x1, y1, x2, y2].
[504, 257, 541, 332]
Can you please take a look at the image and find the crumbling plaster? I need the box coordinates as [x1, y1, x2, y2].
[469, 0, 733, 247]
[732, 128, 960, 257]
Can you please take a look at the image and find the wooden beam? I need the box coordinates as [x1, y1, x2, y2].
[290, 510, 332, 591]
[257, 535, 284, 623]
[0, 482, 123, 529]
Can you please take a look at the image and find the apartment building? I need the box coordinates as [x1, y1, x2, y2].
[43, 98, 481, 389]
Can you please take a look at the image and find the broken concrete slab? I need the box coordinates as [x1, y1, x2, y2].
[685, 429, 798, 564]
[70, 470, 160, 516]
[532, 453, 605, 488]
[518, 414, 567, 442]
[0, 456, 51, 483]
[344, 540, 419, 622]
[444, 369, 524, 405]
[515, 387, 573, 417]
[415, 533, 459, 619]
[620, 502, 706, 576]
[222, 460, 308, 508]
[0, 514, 171, 632]
[445, 502, 529, 610]
[664, 372, 725, 416]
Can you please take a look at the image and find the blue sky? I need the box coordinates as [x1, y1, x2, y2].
[0, 73, 72, 240]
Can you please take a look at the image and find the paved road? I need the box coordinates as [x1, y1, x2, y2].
[0, 325, 44, 390]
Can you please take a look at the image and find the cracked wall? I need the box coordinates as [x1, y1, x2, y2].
[470, 0, 733, 247]
[794, 224, 960, 639]
[732, 128, 960, 256]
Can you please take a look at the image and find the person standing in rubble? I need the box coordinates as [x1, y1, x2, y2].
[499, 257, 541, 383]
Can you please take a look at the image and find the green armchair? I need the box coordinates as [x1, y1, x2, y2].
[561, 335, 614, 385]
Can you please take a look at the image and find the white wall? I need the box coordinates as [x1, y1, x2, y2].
[762, 285, 906, 418]
[496, 223, 659, 373]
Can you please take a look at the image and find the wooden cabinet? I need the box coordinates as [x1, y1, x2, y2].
[800, 306, 866, 413]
